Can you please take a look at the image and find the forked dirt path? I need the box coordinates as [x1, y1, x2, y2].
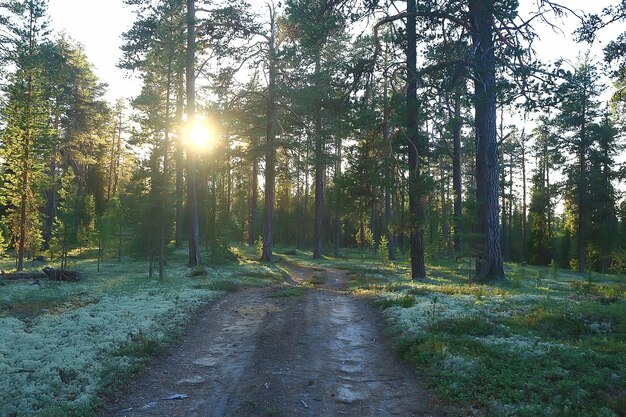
[102, 264, 445, 417]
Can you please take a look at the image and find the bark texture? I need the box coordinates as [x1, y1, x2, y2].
[407, 0, 426, 279]
[186, 0, 201, 266]
[261, 10, 277, 263]
[469, 0, 504, 281]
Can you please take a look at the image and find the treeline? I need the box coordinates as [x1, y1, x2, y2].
[0, 1, 133, 272]
[0, 0, 625, 279]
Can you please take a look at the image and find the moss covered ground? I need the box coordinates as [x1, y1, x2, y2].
[274, 246, 626, 417]
[0, 247, 279, 416]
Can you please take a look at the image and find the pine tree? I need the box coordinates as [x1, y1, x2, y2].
[0, 0, 51, 270]
[528, 116, 559, 266]
[556, 55, 603, 273]
[587, 115, 620, 272]
[50, 171, 79, 269]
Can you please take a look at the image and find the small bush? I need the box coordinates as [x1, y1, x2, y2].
[308, 273, 326, 285]
[375, 294, 415, 309]
[430, 316, 499, 337]
[207, 280, 240, 292]
[189, 266, 208, 277]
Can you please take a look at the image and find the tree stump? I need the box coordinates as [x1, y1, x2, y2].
[43, 267, 81, 282]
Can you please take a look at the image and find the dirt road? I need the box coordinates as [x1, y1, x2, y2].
[102, 265, 444, 417]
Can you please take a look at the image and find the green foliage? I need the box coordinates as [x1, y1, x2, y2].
[379, 235, 389, 263]
[430, 316, 499, 337]
[189, 266, 208, 277]
[355, 226, 374, 250]
[375, 294, 415, 309]
[50, 172, 79, 265]
[550, 259, 558, 279]
[77, 195, 97, 251]
[255, 235, 263, 258]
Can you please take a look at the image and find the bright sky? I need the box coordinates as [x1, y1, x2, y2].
[47, 0, 139, 102]
[46, 0, 621, 104]
[523, 0, 620, 68]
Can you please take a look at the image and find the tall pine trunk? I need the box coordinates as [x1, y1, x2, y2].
[313, 55, 324, 259]
[333, 136, 341, 256]
[186, 0, 201, 266]
[577, 142, 587, 273]
[407, 0, 426, 279]
[521, 138, 527, 263]
[159, 52, 174, 280]
[261, 9, 277, 262]
[175, 75, 185, 248]
[470, 0, 504, 281]
[248, 143, 258, 246]
[383, 72, 397, 261]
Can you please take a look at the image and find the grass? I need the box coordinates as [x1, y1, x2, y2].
[0, 246, 278, 417]
[268, 245, 626, 416]
[307, 273, 326, 285]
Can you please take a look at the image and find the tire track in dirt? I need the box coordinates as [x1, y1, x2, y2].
[102, 265, 445, 417]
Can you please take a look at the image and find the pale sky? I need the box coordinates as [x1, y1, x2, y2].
[46, 0, 621, 104]
[48, 0, 139, 102]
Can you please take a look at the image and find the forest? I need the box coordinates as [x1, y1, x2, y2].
[0, 0, 624, 279]
[1, 0, 626, 416]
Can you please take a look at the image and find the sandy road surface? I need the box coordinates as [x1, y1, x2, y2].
[101, 265, 444, 417]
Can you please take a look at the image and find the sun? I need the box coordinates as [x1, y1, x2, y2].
[188, 120, 213, 150]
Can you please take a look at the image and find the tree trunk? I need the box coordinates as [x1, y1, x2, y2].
[451, 91, 463, 255]
[313, 55, 324, 259]
[333, 135, 341, 256]
[226, 132, 232, 220]
[261, 9, 277, 263]
[521, 138, 527, 264]
[385, 187, 397, 261]
[186, 0, 201, 266]
[470, 0, 504, 281]
[508, 151, 513, 260]
[175, 74, 185, 248]
[383, 71, 397, 261]
[43, 150, 58, 250]
[248, 146, 258, 246]
[499, 106, 508, 261]
[577, 143, 587, 273]
[107, 119, 118, 201]
[371, 197, 379, 255]
[577, 98, 588, 273]
[441, 164, 449, 253]
[159, 50, 174, 280]
[296, 153, 303, 249]
[18, 73, 33, 272]
[500, 145, 508, 261]
[407, 0, 426, 279]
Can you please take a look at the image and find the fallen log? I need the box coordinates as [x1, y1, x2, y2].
[43, 267, 81, 282]
[0, 271, 47, 281]
[0, 268, 81, 282]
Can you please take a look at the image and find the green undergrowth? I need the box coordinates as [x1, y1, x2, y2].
[273, 246, 626, 416]
[0, 247, 278, 416]
[270, 286, 306, 298]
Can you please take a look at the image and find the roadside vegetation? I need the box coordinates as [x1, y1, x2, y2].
[277, 247, 626, 417]
[0, 248, 279, 417]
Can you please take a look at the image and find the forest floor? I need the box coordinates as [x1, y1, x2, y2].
[101, 262, 449, 417]
[2, 247, 624, 416]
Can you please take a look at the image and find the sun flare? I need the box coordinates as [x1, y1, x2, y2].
[188, 120, 214, 149]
